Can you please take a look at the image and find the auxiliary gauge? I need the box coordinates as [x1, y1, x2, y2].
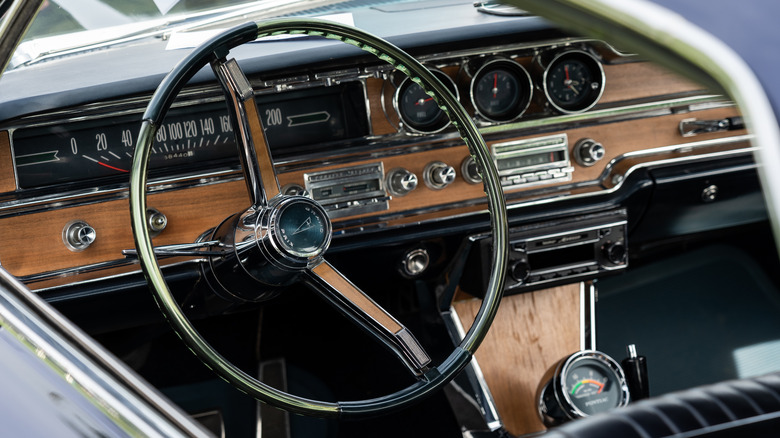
[537, 350, 630, 427]
[542, 50, 605, 114]
[470, 59, 532, 122]
[395, 69, 459, 134]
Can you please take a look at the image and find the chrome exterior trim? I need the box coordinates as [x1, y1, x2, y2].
[0, 268, 210, 436]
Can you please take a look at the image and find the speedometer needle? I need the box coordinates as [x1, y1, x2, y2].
[415, 97, 434, 106]
[493, 73, 498, 98]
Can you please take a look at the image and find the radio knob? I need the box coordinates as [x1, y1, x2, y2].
[386, 168, 418, 196]
[510, 261, 531, 283]
[461, 156, 482, 184]
[574, 138, 605, 167]
[603, 241, 627, 264]
[424, 161, 456, 190]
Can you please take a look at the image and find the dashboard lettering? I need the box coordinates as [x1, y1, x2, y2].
[200, 118, 215, 135]
[183, 120, 197, 139]
[121, 129, 133, 147]
[95, 133, 107, 151]
[265, 108, 283, 126]
[219, 115, 232, 133]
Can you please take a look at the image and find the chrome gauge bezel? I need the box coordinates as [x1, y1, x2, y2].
[542, 50, 606, 114]
[393, 68, 459, 134]
[470, 58, 533, 123]
[555, 350, 630, 420]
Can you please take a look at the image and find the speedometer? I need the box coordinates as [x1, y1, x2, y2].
[13, 102, 238, 189]
[12, 82, 370, 189]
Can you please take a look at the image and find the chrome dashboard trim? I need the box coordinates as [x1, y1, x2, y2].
[20, 137, 753, 290]
[2, 91, 728, 216]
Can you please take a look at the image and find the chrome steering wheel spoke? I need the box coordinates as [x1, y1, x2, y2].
[212, 57, 280, 208]
[305, 260, 432, 377]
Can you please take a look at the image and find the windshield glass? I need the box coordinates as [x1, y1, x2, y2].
[25, 0, 255, 41]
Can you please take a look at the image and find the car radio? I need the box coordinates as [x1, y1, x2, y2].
[304, 162, 390, 218]
[492, 133, 574, 190]
[464, 210, 628, 295]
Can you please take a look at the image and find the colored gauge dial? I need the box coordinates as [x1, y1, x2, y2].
[538, 350, 630, 427]
[563, 356, 624, 416]
[396, 69, 458, 133]
[471, 60, 532, 122]
[543, 51, 605, 114]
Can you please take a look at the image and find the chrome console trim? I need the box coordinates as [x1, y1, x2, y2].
[444, 307, 504, 432]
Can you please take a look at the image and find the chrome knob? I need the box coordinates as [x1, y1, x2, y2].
[147, 208, 168, 236]
[424, 161, 456, 189]
[386, 168, 418, 196]
[460, 156, 482, 184]
[400, 248, 430, 277]
[281, 183, 311, 198]
[573, 138, 605, 167]
[63, 220, 96, 252]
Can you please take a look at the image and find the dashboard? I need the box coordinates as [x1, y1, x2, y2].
[0, 37, 747, 288]
[0, 3, 760, 435]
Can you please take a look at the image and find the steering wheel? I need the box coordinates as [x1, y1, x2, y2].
[129, 18, 508, 419]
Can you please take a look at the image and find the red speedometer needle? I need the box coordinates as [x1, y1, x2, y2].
[415, 97, 434, 106]
[565, 65, 570, 81]
[493, 73, 498, 98]
[98, 161, 129, 173]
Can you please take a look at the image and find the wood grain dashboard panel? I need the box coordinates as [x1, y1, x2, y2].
[454, 283, 581, 436]
[0, 58, 749, 284]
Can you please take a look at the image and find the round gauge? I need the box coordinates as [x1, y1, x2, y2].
[543, 50, 605, 114]
[395, 69, 459, 133]
[470, 59, 532, 122]
[537, 350, 630, 427]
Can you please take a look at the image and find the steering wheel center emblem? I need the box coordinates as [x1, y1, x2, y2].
[274, 198, 332, 259]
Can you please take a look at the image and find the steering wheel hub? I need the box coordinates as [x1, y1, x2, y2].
[270, 197, 331, 260]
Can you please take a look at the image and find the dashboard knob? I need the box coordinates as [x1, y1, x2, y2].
[62, 220, 96, 252]
[146, 208, 168, 237]
[573, 138, 605, 167]
[603, 241, 627, 264]
[461, 156, 482, 184]
[386, 168, 418, 196]
[510, 261, 531, 283]
[400, 248, 430, 277]
[281, 183, 311, 198]
[424, 161, 456, 190]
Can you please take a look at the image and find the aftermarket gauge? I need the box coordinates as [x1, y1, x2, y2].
[543, 50, 605, 114]
[470, 59, 532, 123]
[394, 69, 459, 134]
[537, 350, 630, 427]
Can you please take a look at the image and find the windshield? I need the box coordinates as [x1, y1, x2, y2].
[10, 0, 354, 70]
[25, 0, 255, 41]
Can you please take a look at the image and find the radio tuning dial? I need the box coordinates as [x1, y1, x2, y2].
[603, 241, 627, 264]
[386, 168, 418, 196]
[510, 261, 531, 283]
[424, 161, 456, 190]
[573, 138, 605, 167]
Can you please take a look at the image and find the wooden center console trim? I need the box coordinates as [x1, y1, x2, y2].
[454, 284, 581, 436]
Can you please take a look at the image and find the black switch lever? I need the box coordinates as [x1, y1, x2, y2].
[621, 344, 649, 401]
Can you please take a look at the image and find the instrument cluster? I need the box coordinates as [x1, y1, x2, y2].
[390, 45, 606, 134]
